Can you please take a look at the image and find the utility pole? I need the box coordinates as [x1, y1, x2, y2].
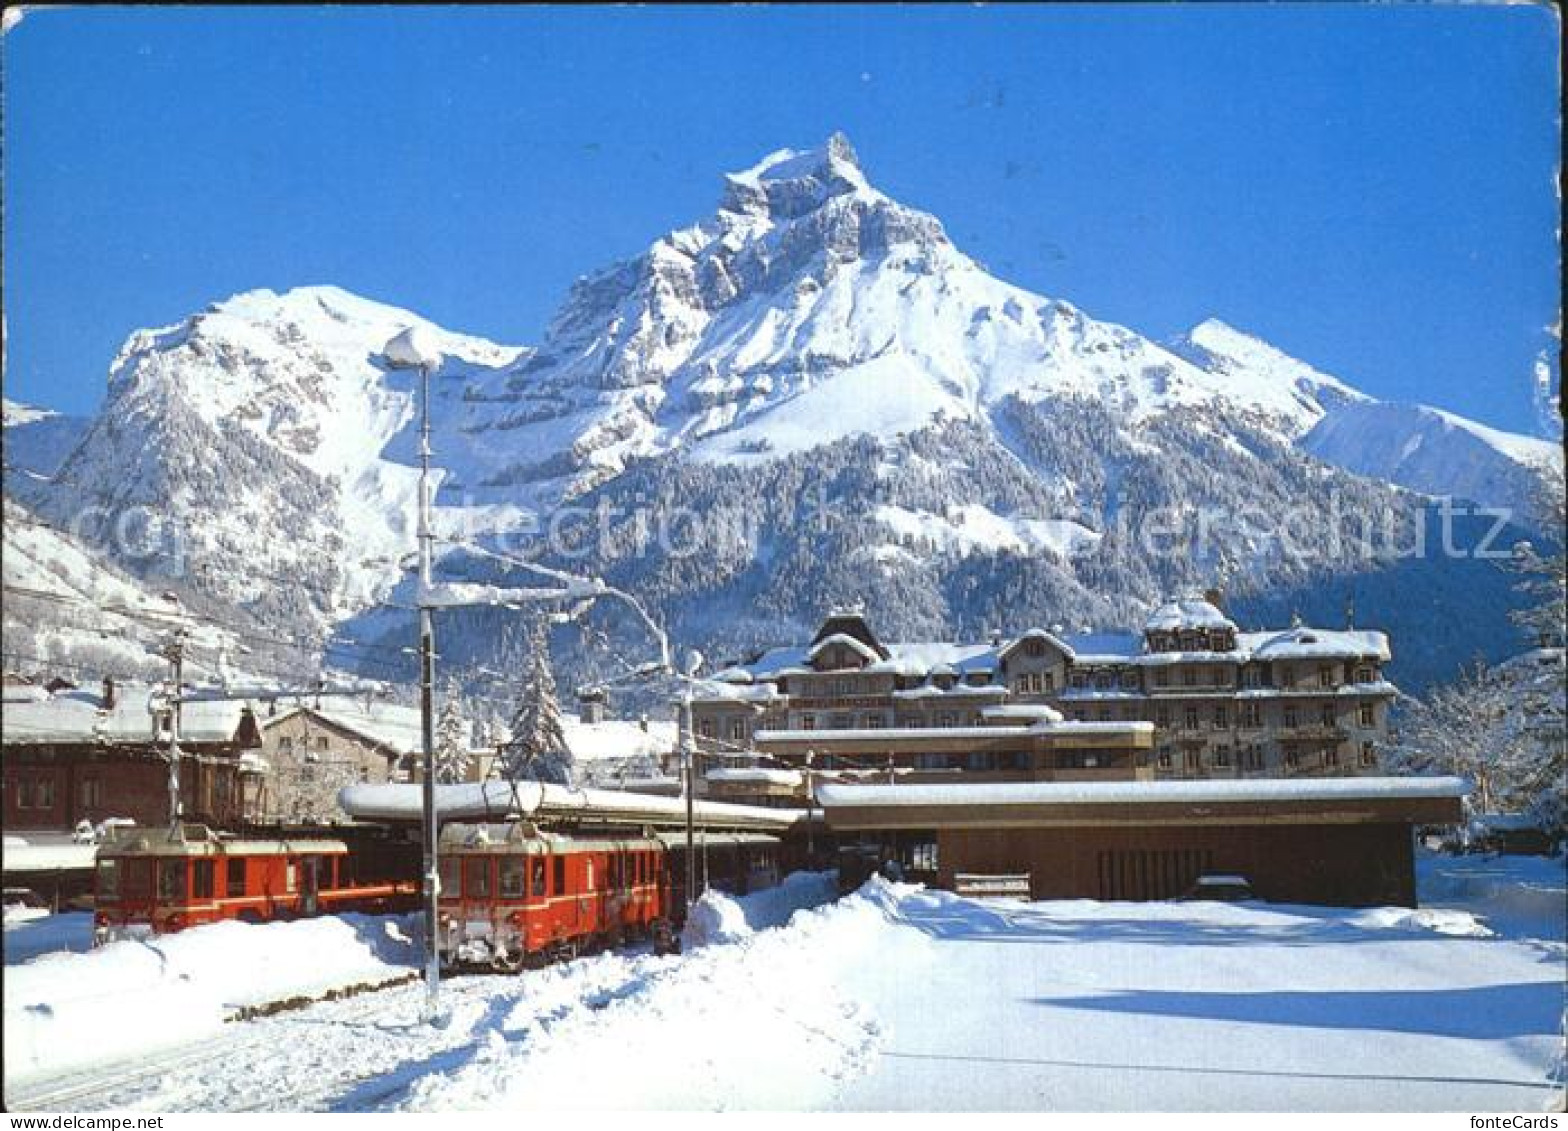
[384, 325, 445, 1021]
[162, 628, 187, 834]
[680, 688, 696, 908]
[416, 356, 441, 1020]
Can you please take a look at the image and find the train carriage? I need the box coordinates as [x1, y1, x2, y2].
[93, 823, 418, 944]
[437, 823, 781, 972]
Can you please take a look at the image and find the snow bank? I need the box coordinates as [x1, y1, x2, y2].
[3, 914, 417, 1083]
[682, 870, 839, 950]
[396, 878, 912, 1111]
[682, 889, 753, 949]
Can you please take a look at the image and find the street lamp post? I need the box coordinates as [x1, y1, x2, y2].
[384, 327, 445, 1020]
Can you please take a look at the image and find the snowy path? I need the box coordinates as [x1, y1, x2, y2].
[4, 859, 1564, 1112]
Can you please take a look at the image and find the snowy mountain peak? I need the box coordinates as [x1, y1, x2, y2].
[721, 132, 872, 218]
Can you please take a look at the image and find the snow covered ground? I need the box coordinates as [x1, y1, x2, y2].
[3, 856, 1563, 1112]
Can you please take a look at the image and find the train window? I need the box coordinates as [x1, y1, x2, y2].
[608, 854, 620, 890]
[586, 859, 596, 890]
[438, 856, 460, 898]
[122, 860, 152, 899]
[96, 860, 119, 899]
[285, 861, 298, 894]
[193, 860, 215, 899]
[499, 857, 526, 899]
[226, 858, 247, 898]
[531, 857, 547, 897]
[463, 857, 491, 899]
[552, 855, 566, 896]
[158, 860, 186, 901]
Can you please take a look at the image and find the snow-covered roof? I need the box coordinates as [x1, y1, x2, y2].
[981, 704, 1066, 723]
[1238, 628, 1391, 662]
[266, 700, 424, 757]
[1, 685, 256, 747]
[1059, 631, 1144, 662]
[560, 715, 677, 763]
[1144, 598, 1238, 634]
[705, 767, 805, 787]
[817, 775, 1469, 810]
[2, 840, 98, 873]
[337, 781, 803, 832]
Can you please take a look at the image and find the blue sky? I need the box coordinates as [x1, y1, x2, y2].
[4, 5, 1560, 435]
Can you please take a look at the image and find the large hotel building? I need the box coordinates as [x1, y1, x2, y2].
[690, 595, 1396, 804]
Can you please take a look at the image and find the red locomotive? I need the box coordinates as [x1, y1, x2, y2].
[437, 822, 781, 971]
[92, 823, 419, 944]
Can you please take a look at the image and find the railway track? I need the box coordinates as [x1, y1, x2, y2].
[5, 976, 424, 1112]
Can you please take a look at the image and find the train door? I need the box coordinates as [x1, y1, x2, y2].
[300, 856, 321, 916]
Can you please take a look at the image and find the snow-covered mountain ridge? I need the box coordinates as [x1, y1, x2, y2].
[4, 134, 1558, 693]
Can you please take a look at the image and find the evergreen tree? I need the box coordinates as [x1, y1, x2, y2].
[433, 680, 472, 784]
[499, 622, 575, 785]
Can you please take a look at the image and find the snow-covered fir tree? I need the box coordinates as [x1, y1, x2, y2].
[498, 623, 574, 786]
[433, 681, 472, 784]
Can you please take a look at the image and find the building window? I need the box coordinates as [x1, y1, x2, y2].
[278, 737, 294, 754]
[1245, 744, 1263, 770]
[1155, 668, 1171, 688]
[1095, 673, 1112, 690]
[1213, 706, 1228, 730]
[698, 719, 715, 739]
[1154, 706, 1172, 727]
[1184, 749, 1201, 771]
[1319, 666, 1334, 688]
[936, 712, 957, 728]
[79, 778, 102, 809]
[800, 714, 816, 731]
[1241, 667, 1262, 689]
[1284, 706, 1299, 729]
[1320, 705, 1337, 729]
[1355, 666, 1374, 685]
[1359, 703, 1376, 728]
[1119, 671, 1138, 690]
[1097, 706, 1112, 722]
[35, 778, 55, 809]
[1360, 741, 1377, 768]
[1182, 668, 1197, 687]
[908, 841, 940, 872]
[728, 720, 746, 742]
[1214, 745, 1232, 768]
[831, 714, 853, 729]
[1241, 703, 1261, 729]
[1157, 748, 1173, 770]
[1043, 672, 1056, 692]
[1284, 749, 1300, 770]
[317, 736, 330, 751]
[835, 678, 854, 696]
[865, 715, 885, 729]
[1183, 706, 1199, 731]
[969, 752, 996, 772]
[1070, 672, 1086, 690]
[1324, 747, 1340, 768]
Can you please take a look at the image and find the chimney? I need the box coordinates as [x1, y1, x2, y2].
[1203, 586, 1225, 611]
[577, 687, 607, 725]
[102, 677, 116, 710]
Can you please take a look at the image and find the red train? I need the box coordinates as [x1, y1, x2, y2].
[92, 823, 419, 944]
[437, 822, 781, 971]
[90, 820, 785, 974]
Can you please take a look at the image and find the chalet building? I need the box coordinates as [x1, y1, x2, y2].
[690, 599, 1396, 803]
[255, 701, 421, 823]
[1, 679, 266, 833]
